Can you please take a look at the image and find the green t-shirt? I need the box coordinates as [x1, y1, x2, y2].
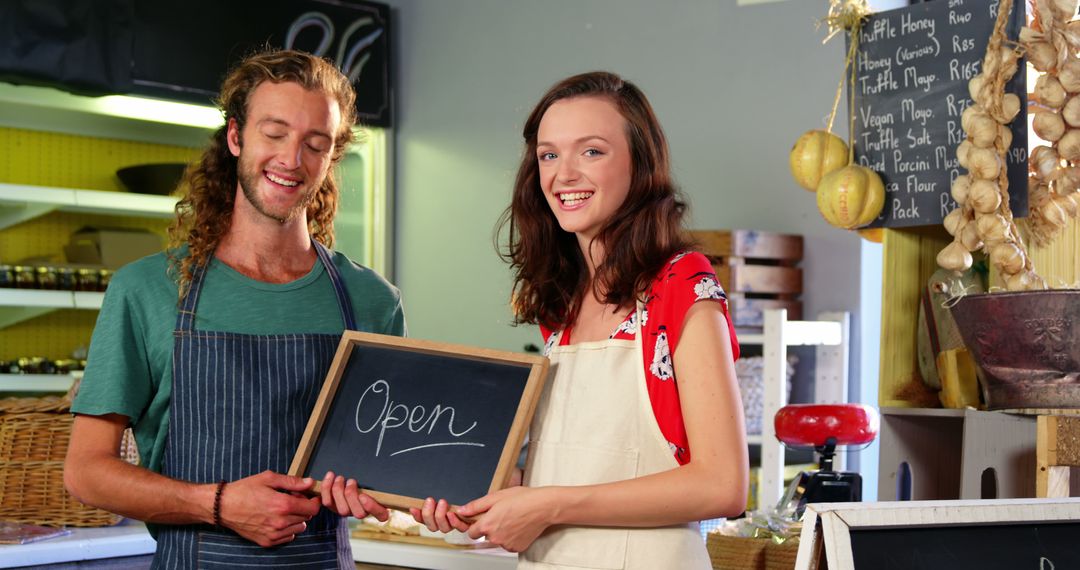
[71, 248, 406, 475]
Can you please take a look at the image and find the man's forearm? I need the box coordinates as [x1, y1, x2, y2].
[66, 453, 216, 525]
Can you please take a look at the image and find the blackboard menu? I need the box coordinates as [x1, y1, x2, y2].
[132, 0, 391, 127]
[852, 0, 1028, 228]
[851, 522, 1080, 569]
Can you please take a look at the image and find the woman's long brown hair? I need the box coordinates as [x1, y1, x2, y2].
[498, 71, 691, 329]
[167, 49, 358, 298]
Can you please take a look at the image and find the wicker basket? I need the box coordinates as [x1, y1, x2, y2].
[0, 392, 138, 526]
[707, 533, 767, 570]
[765, 538, 800, 570]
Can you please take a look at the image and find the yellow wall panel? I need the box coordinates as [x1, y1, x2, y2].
[1023, 220, 1080, 289]
[879, 226, 953, 408]
[0, 127, 200, 189]
[0, 127, 198, 361]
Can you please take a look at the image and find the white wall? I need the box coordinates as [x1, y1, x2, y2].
[385, 0, 870, 354]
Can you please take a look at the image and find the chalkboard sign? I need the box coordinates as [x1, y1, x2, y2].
[852, 0, 1028, 228]
[852, 522, 1080, 568]
[131, 0, 392, 127]
[288, 332, 549, 510]
[796, 499, 1080, 570]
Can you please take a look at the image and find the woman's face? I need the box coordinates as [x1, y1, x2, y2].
[536, 96, 633, 242]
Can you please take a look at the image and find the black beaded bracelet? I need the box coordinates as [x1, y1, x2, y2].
[213, 480, 227, 529]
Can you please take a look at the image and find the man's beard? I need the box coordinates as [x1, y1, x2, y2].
[237, 156, 321, 224]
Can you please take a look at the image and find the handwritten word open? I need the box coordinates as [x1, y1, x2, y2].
[355, 379, 481, 457]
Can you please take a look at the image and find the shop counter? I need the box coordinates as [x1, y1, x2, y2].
[351, 537, 517, 570]
[0, 521, 519, 569]
[0, 521, 154, 568]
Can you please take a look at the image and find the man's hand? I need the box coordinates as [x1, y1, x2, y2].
[218, 471, 322, 547]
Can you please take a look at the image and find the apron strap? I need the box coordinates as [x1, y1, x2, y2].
[312, 239, 357, 331]
[174, 260, 210, 333]
[174, 239, 357, 333]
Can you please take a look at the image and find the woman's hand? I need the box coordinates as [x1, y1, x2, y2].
[408, 467, 524, 534]
[320, 471, 389, 521]
[457, 486, 558, 553]
[409, 497, 471, 534]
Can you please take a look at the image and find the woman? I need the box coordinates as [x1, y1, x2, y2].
[415, 71, 748, 569]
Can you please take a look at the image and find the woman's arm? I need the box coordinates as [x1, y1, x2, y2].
[448, 301, 748, 551]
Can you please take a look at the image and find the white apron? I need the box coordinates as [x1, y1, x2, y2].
[520, 304, 712, 570]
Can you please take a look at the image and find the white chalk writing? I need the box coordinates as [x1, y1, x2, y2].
[354, 379, 480, 457]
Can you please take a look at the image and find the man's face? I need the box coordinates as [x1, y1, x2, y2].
[227, 81, 342, 223]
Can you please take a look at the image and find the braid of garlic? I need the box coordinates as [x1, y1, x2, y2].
[939, 0, 1046, 291]
[1023, 0, 1080, 247]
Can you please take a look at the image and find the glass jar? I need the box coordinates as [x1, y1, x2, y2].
[35, 357, 56, 375]
[14, 266, 36, 289]
[54, 359, 79, 374]
[0, 264, 13, 288]
[16, 357, 39, 374]
[76, 268, 99, 292]
[57, 267, 77, 291]
[98, 269, 113, 292]
[35, 266, 58, 290]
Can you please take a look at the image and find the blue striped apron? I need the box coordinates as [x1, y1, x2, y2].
[153, 241, 355, 569]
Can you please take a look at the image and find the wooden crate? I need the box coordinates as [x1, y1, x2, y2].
[712, 261, 803, 296]
[727, 294, 803, 328]
[692, 230, 803, 328]
[692, 229, 804, 260]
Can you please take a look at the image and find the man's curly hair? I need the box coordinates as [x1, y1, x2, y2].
[167, 49, 358, 298]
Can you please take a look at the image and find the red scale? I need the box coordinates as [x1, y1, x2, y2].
[773, 404, 879, 510]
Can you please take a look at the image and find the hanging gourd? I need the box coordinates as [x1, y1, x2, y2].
[789, 130, 849, 191]
[816, 164, 885, 229]
[791, 0, 884, 230]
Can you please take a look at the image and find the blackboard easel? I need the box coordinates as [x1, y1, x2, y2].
[796, 498, 1080, 569]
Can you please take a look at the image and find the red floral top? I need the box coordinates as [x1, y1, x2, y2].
[540, 251, 739, 465]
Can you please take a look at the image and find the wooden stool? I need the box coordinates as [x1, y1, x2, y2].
[1036, 415, 1080, 498]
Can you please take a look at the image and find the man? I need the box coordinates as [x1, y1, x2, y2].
[64, 50, 399, 568]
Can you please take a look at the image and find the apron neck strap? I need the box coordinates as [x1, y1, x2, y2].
[312, 239, 357, 330]
[174, 238, 357, 332]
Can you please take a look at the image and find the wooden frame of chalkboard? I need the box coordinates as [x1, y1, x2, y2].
[288, 332, 549, 511]
[796, 498, 1080, 570]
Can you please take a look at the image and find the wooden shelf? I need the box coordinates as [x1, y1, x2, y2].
[0, 289, 105, 328]
[878, 409, 1037, 501]
[0, 373, 77, 392]
[756, 309, 850, 510]
[738, 332, 765, 345]
[0, 182, 177, 230]
[881, 406, 967, 418]
[736, 320, 842, 347]
[0, 182, 166, 329]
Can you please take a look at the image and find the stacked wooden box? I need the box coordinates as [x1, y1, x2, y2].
[690, 229, 804, 329]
